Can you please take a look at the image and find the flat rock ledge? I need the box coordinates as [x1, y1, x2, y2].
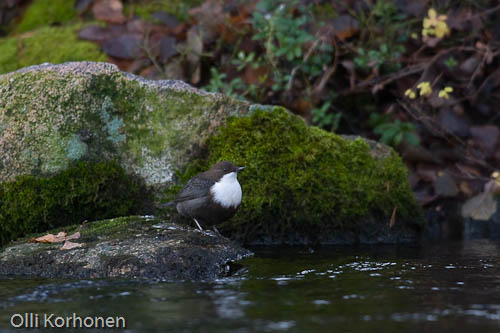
[0, 216, 252, 280]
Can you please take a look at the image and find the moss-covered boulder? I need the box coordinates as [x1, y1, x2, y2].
[0, 62, 248, 244]
[0, 61, 422, 246]
[169, 108, 424, 244]
[0, 62, 248, 184]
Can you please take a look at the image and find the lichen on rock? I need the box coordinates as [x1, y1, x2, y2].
[0, 62, 249, 186]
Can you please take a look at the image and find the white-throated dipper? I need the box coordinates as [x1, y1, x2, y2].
[166, 161, 244, 231]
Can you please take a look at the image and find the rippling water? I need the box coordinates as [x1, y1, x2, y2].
[2, 239, 500, 332]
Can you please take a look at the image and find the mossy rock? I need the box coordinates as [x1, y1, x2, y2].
[0, 62, 248, 244]
[16, 0, 77, 33]
[0, 161, 150, 246]
[124, 0, 204, 22]
[0, 25, 106, 74]
[169, 108, 424, 244]
[0, 62, 248, 185]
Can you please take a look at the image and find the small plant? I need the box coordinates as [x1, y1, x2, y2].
[312, 100, 341, 131]
[370, 113, 419, 147]
[354, 44, 405, 71]
[251, 0, 333, 92]
[231, 51, 261, 71]
[444, 56, 457, 69]
[205, 67, 246, 100]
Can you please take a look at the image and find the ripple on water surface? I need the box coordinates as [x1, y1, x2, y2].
[1, 239, 500, 332]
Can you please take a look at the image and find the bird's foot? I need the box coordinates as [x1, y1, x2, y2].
[212, 225, 222, 236]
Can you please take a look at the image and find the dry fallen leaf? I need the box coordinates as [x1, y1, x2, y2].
[60, 240, 84, 250]
[31, 231, 80, 243]
[66, 232, 81, 241]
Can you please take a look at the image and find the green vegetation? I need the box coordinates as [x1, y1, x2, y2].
[0, 25, 106, 74]
[124, 0, 204, 22]
[369, 113, 419, 147]
[169, 108, 422, 243]
[205, 0, 333, 103]
[16, 0, 78, 33]
[0, 161, 150, 246]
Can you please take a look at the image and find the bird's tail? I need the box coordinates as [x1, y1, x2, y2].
[159, 201, 175, 209]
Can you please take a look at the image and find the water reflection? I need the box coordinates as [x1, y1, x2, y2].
[1, 239, 500, 331]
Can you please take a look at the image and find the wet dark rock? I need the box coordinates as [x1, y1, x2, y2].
[0, 216, 252, 280]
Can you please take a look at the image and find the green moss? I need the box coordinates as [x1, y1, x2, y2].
[124, 0, 204, 22]
[171, 108, 422, 242]
[0, 25, 106, 74]
[16, 0, 77, 33]
[0, 161, 150, 246]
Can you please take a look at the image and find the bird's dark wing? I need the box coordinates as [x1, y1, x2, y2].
[173, 177, 214, 203]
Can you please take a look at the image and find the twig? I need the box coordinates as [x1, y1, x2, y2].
[286, 37, 322, 91]
[311, 36, 339, 102]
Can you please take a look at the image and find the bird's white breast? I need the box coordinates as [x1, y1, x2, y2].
[210, 172, 242, 208]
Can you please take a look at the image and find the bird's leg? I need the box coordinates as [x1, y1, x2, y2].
[193, 218, 203, 231]
[212, 225, 222, 236]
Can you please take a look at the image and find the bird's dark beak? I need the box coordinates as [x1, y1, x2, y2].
[237, 166, 245, 172]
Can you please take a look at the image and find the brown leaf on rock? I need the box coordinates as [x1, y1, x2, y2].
[92, 0, 126, 24]
[66, 232, 81, 241]
[31, 232, 66, 243]
[60, 240, 84, 250]
[31, 231, 80, 244]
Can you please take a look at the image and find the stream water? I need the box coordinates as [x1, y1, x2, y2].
[1, 239, 500, 332]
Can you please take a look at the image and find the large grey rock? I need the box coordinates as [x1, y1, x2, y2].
[0, 216, 252, 280]
[0, 61, 248, 186]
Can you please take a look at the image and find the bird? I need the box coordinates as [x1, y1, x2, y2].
[165, 161, 245, 232]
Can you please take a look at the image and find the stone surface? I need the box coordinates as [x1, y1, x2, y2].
[0, 62, 249, 186]
[0, 216, 252, 280]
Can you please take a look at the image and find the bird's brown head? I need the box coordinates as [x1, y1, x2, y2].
[209, 161, 245, 178]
